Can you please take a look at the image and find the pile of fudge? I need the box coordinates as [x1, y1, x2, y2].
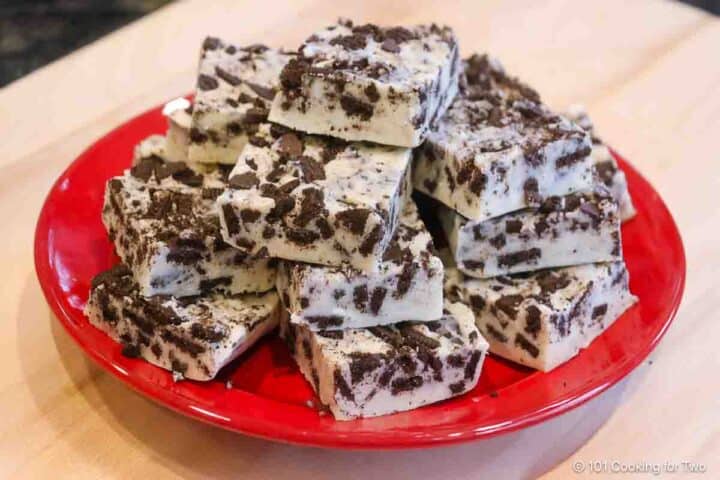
[85, 20, 637, 420]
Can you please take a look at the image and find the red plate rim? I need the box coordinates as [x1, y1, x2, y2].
[34, 101, 686, 449]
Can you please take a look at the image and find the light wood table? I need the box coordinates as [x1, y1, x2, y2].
[1, 1, 718, 478]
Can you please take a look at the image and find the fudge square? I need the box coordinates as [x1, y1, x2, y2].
[414, 54, 594, 222]
[162, 97, 193, 164]
[85, 264, 280, 381]
[565, 104, 636, 221]
[280, 301, 488, 420]
[131, 100, 192, 166]
[441, 188, 623, 279]
[276, 198, 444, 331]
[269, 20, 460, 147]
[105, 136, 276, 298]
[592, 143, 636, 221]
[217, 123, 412, 272]
[446, 262, 637, 372]
[189, 37, 294, 164]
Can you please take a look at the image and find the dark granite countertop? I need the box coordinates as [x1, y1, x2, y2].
[0, 0, 173, 87]
[0, 0, 716, 88]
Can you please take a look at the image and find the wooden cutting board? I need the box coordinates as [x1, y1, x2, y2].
[0, 0, 717, 478]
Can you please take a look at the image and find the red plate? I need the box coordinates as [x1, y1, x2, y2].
[34, 101, 685, 449]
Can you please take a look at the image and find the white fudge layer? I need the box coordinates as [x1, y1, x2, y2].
[106, 137, 275, 297]
[189, 37, 293, 164]
[442, 189, 622, 278]
[280, 301, 488, 420]
[277, 199, 443, 330]
[446, 262, 637, 372]
[162, 97, 193, 163]
[132, 134, 167, 163]
[565, 104, 636, 221]
[414, 54, 594, 222]
[217, 123, 412, 272]
[591, 143, 636, 221]
[130, 115, 195, 172]
[85, 265, 280, 381]
[269, 20, 460, 147]
[158, 99, 246, 176]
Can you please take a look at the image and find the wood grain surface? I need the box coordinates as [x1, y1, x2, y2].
[0, 0, 718, 478]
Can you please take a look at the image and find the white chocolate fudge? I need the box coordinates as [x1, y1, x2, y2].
[592, 144, 636, 221]
[280, 301, 488, 420]
[189, 37, 293, 164]
[132, 134, 168, 164]
[441, 189, 622, 278]
[217, 123, 412, 272]
[414, 54, 594, 222]
[162, 97, 193, 163]
[269, 20, 460, 147]
[132, 131, 220, 176]
[445, 263, 637, 371]
[85, 265, 280, 381]
[277, 199, 443, 330]
[565, 105, 636, 221]
[105, 139, 276, 297]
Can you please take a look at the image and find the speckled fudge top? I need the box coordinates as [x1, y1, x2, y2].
[314, 309, 478, 353]
[277, 20, 457, 110]
[287, 302, 483, 385]
[220, 122, 410, 252]
[284, 197, 437, 276]
[446, 263, 629, 336]
[420, 54, 591, 199]
[190, 37, 294, 144]
[460, 188, 620, 243]
[378, 198, 436, 264]
[90, 264, 277, 352]
[565, 105, 625, 190]
[106, 156, 261, 282]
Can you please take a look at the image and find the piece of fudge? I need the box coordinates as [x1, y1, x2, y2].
[132, 134, 169, 164]
[85, 264, 280, 381]
[445, 263, 637, 371]
[441, 188, 623, 278]
[217, 123, 412, 272]
[105, 138, 276, 297]
[280, 301, 488, 420]
[269, 20, 460, 147]
[162, 97, 193, 163]
[565, 105, 636, 221]
[132, 130, 223, 176]
[277, 199, 444, 330]
[592, 144, 636, 221]
[189, 37, 293, 164]
[414, 54, 594, 222]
